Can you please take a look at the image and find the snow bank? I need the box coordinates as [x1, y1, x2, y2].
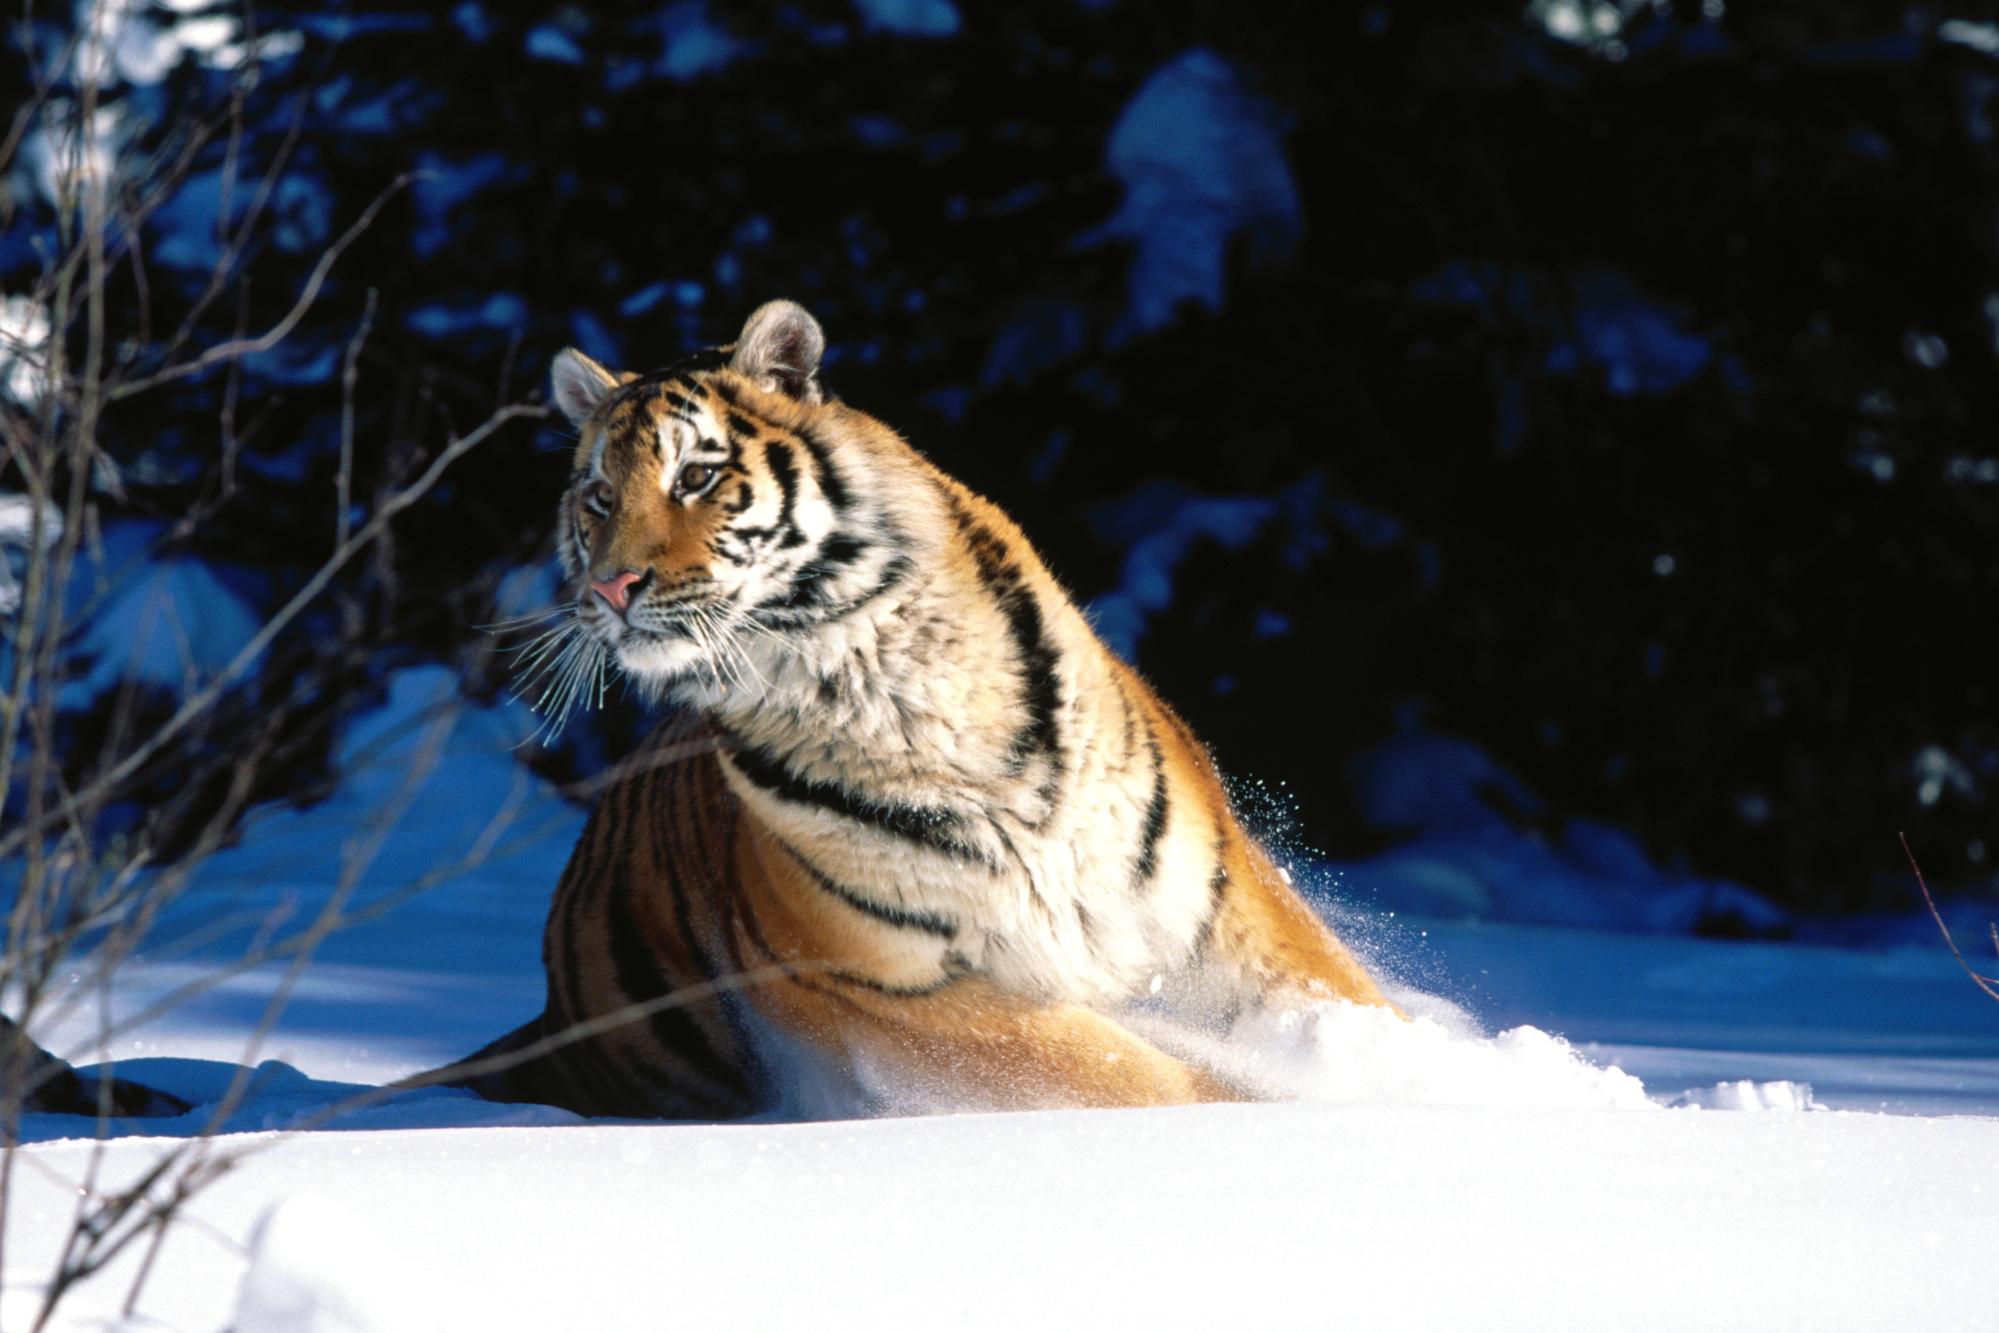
[1672, 1078, 1822, 1112]
[29, 664, 577, 1084]
[1218, 1001, 1655, 1110]
[8, 658, 1999, 1327]
[13, 1101, 1999, 1332]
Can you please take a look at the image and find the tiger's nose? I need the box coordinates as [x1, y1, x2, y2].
[590, 570, 645, 614]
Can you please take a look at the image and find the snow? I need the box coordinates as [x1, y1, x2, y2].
[404, 292, 530, 341]
[852, 0, 962, 39]
[0, 491, 62, 616]
[0, 293, 52, 405]
[410, 153, 517, 261]
[10, 1098, 1999, 1331]
[1084, 473, 1392, 658]
[1939, 19, 1999, 56]
[21, 101, 123, 211]
[523, 24, 585, 65]
[74, 0, 299, 88]
[1211, 997, 1655, 1110]
[1414, 261, 1713, 397]
[629, 3, 755, 82]
[1328, 716, 1789, 935]
[7, 666, 1999, 1328]
[1083, 49, 1303, 337]
[1085, 481, 1280, 657]
[53, 521, 266, 706]
[231, 1195, 438, 1333]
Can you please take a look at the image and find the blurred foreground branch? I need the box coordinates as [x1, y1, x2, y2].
[0, 4, 539, 1323]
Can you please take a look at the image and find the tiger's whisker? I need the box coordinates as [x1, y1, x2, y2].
[479, 604, 572, 633]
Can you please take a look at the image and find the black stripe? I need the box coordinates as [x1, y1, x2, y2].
[663, 762, 743, 1047]
[764, 439, 803, 547]
[945, 496, 1063, 781]
[729, 440, 803, 551]
[760, 532, 867, 612]
[626, 348, 727, 390]
[732, 884, 966, 1002]
[689, 761, 774, 1104]
[724, 739, 991, 868]
[600, 801, 743, 1092]
[600, 911, 740, 1099]
[548, 833, 648, 1112]
[1188, 824, 1231, 960]
[1130, 725, 1170, 890]
[548, 797, 611, 1033]
[796, 425, 851, 512]
[781, 840, 957, 938]
[602, 877, 738, 1091]
[728, 874, 830, 1004]
[754, 547, 912, 628]
[824, 962, 966, 998]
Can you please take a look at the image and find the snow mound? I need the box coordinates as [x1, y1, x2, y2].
[1216, 1000, 1656, 1110]
[1187, 1000, 1820, 1114]
[1671, 1078, 1824, 1112]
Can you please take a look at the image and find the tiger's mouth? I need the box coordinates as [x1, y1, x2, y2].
[624, 590, 733, 634]
[618, 620, 698, 643]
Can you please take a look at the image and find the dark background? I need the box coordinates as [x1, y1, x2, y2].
[5, 0, 1996, 920]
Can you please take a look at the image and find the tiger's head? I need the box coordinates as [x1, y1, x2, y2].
[536, 300, 906, 717]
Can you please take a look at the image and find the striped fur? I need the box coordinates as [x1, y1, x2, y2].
[455, 301, 1393, 1117]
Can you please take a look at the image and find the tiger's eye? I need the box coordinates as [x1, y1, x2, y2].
[677, 463, 713, 495]
[584, 479, 615, 515]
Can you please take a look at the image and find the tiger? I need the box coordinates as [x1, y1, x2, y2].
[449, 299, 1395, 1118]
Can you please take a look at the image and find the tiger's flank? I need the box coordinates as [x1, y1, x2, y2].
[448, 299, 1395, 1117]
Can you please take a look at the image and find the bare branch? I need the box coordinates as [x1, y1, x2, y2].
[1900, 832, 1999, 1002]
[105, 171, 426, 402]
[0, 401, 544, 860]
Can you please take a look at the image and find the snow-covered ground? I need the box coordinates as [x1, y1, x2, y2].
[8, 667, 1999, 1330]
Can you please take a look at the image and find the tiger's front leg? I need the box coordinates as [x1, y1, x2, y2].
[745, 964, 1246, 1111]
[1196, 835, 1401, 1017]
[729, 831, 1243, 1110]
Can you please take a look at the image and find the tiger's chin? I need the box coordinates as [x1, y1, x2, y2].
[609, 630, 755, 709]
[613, 629, 709, 682]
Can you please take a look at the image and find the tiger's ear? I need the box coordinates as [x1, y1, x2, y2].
[731, 300, 825, 403]
[550, 348, 629, 426]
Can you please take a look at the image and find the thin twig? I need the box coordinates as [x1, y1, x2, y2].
[0, 403, 544, 861]
[105, 172, 427, 402]
[1900, 831, 1999, 1001]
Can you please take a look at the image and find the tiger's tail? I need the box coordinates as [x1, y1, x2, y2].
[421, 1013, 570, 1107]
